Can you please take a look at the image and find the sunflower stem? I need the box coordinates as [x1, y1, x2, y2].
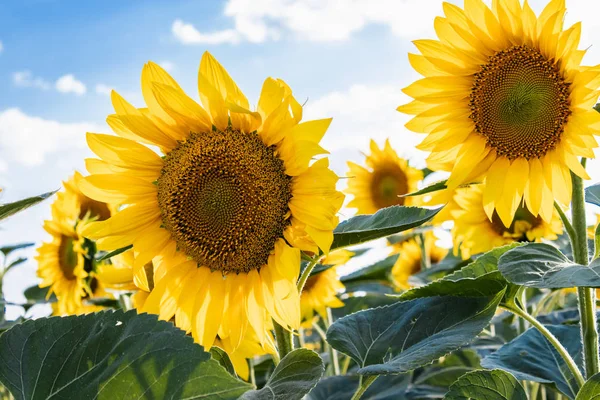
[297, 256, 319, 292]
[326, 308, 341, 375]
[417, 233, 430, 270]
[570, 162, 600, 379]
[350, 375, 378, 400]
[273, 320, 294, 362]
[554, 202, 576, 249]
[501, 304, 585, 391]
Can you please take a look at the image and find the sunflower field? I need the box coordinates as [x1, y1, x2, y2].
[3, 0, 600, 399]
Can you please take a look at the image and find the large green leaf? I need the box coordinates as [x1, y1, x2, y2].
[498, 243, 600, 288]
[306, 374, 416, 400]
[0, 310, 252, 400]
[340, 254, 398, 283]
[444, 370, 526, 400]
[481, 324, 583, 398]
[399, 244, 520, 301]
[331, 206, 441, 250]
[240, 349, 323, 400]
[0, 191, 56, 222]
[585, 183, 600, 207]
[576, 372, 600, 400]
[326, 291, 504, 375]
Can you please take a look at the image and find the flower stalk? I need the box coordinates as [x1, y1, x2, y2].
[570, 162, 600, 379]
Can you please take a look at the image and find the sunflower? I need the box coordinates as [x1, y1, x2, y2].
[346, 139, 423, 214]
[300, 250, 350, 325]
[449, 184, 563, 259]
[36, 172, 113, 315]
[391, 232, 447, 289]
[399, 0, 600, 227]
[80, 52, 343, 352]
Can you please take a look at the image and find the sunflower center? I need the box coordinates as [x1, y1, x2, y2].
[490, 206, 542, 238]
[79, 199, 111, 222]
[58, 236, 78, 280]
[470, 45, 571, 160]
[370, 165, 408, 209]
[157, 127, 293, 273]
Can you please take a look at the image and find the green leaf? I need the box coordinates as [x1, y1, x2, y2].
[576, 372, 600, 399]
[404, 180, 448, 197]
[0, 243, 34, 257]
[444, 370, 527, 400]
[498, 243, 600, 288]
[95, 245, 133, 262]
[481, 324, 583, 398]
[0, 310, 252, 400]
[331, 206, 441, 250]
[585, 183, 600, 207]
[210, 347, 237, 377]
[6, 257, 27, 270]
[340, 254, 398, 283]
[399, 244, 520, 302]
[23, 285, 55, 303]
[0, 191, 56, 222]
[326, 291, 504, 375]
[306, 374, 415, 400]
[240, 349, 324, 400]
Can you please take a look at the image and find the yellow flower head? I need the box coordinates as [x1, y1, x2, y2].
[79, 52, 344, 352]
[35, 172, 113, 315]
[301, 269, 345, 323]
[346, 139, 423, 215]
[391, 232, 447, 289]
[449, 184, 563, 259]
[399, 0, 600, 227]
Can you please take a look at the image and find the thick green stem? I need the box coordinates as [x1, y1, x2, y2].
[502, 304, 585, 391]
[350, 375, 378, 400]
[417, 233, 430, 270]
[273, 320, 294, 362]
[571, 164, 600, 379]
[298, 256, 319, 292]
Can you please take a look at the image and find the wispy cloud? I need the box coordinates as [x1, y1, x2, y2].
[0, 108, 100, 167]
[172, 0, 447, 45]
[0, 40, 3, 54]
[172, 20, 242, 45]
[95, 83, 112, 96]
[13, 71, 51, 90]
[55, 74, 86, 95]
[159, 61, 175, 72]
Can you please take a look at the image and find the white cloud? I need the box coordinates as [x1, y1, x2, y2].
[172, 0, 448, 45]
[172, 20, 242, 45]
[55, 74, 87, 95]
[304, 83, 427, 178]
[95, 83, 113, 96]
[159, 61, 175, 72]
[13, 71, 51, 90]
[0, 108, 100, 167]
[0, 40, 3, 54]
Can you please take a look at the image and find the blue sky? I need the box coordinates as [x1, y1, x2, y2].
[1, 0, 600, 318]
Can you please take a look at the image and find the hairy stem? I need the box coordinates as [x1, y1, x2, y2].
[350, 375, 378, 400]
[571, 163, 600, 379]
[273, 321, 294, 362]
[502, 304, 585, 391]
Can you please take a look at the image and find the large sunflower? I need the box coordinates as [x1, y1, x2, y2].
[80, 52, 343, 352]
[391, 232, 447, 289]
[346, 139, 423, 214]
[450, 184, 563, 259]
[36, 172, 113, 315]
[399, 0, 600, 227]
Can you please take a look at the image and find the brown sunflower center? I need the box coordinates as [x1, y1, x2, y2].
[490, 206, 543, 238]
[79, 199, 111, 222]
[58, 235, 78, 280]
[469, 45, 571, 160]
[370, 164, 409, 209]
[157, 127, 293, 273]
